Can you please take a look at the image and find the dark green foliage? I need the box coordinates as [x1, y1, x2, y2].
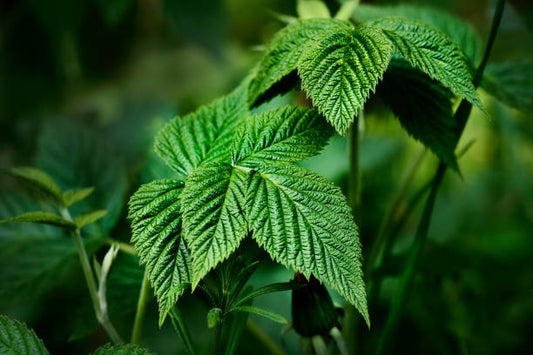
[377, 58, 459, 170]
[0, 315, 49, 355]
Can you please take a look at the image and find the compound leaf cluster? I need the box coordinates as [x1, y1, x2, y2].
[129, 83, 369, 325]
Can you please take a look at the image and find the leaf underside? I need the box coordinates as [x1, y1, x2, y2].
[128, 179, 191, 325]
[298, 23, 393, 134]
[378, 58, 459, 170]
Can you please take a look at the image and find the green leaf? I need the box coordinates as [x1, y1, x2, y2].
[353, 4, 481, 63]
[62, 187, 95, 207]
[155, 83, 248, 177]
[74, 210, 108, 229]
[0, 211, 76, 229]
[249, 19, 341, 105]
[298, 22, 393, 134]
[232, 106, 333, 167]
[297, 0, 331, 19]
[128, 179, 192, 325]
[180, 164, 249, 289]
[377, 58, 459, 170]
[207, 308, 223, 328]
[233, 282, 302, 308]
[0, 194, 104, 304]
[481, 61, 533, 113]
[0, 315, 49, 355]
[3, 167, 63, 205]
[369, 17, 483, 111]
[230, 306, 287, 324]
[246, 163, 369, 326]
[92, 343, 155, 355]
[36, 120, 127, 234]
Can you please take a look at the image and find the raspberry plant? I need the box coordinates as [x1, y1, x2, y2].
[1, 0, 523, 353]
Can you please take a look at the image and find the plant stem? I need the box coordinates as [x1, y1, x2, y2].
[60, 207, 123, 344]
[375, 1, 505, 352]
[366, 148, 427, 276]
[132, 269, 150, 344]
[246, 320, 286, 355]
[345, 113, 363, 354]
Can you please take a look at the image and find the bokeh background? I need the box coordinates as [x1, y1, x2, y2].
[1, 0, 532, 354]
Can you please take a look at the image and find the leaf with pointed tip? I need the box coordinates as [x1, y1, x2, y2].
[0, 315, 49, 355]
[369, 17, 483, 111]
[353, 4, 481, 64]
[180, 163, 249, 289]
[3, 167, 63, 205]
[481, 61, 533, 113]
[246, 163, 369, 326]
[378, 58, 460, 170]
[0, 211, 76, 229]
[62, 187, 95, 207]
[155, 84, 248, 177]
[298, 23, 393, 134]
[249, 19, 342, 106]
[75, 210, 108, 229]
[232, 106, 333, 167]
[128, 179, 192, 325]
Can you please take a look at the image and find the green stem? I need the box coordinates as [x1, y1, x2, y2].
[211, 318, 224, 355]
[375, 1, 505, 352]
[366, 148, 427, 276]
[246, 320, 286, 355]
[345, 113, 363, 354]
[60, 208, 123, 344]
[131, 269, 151, 344]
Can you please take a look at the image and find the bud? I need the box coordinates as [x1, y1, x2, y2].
[291, 272, 339, 337]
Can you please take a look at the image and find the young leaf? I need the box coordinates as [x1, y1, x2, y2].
[353, 4, 481, 63]
[128, 179, 192, 325]
[232, 106, 333, 167]
[180, 164, 249, 289]
[62, 187, 95, 207]
[207, 308, 223, 328]
[0, 315, 49, 355]
[92, 343, 154, 355]
[249, 19, 342, 106]
[0, 211, 76, 229]
[246, 163, 369, 326]
[155, 83, 248, 177]
[377, 58, 460, 170]
[74, 210, 108, 229]
[230, 306, 288, 324]
[3, 167, 63, 205]
[481, 61, 533, 113]
[298, 23, 393, 134]
[0, 194, 105, 304]
[297, 0, 331, 19]
[369, 17, 483, 111]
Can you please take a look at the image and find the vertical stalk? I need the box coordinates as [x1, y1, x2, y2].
[345, 113, 363, 354]
[376, 1, 506, 353]
[60, 207, 123, 344]
[131, 269, 151, 344]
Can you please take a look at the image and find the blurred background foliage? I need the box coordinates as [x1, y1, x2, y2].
[0, 0, 532, 354]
